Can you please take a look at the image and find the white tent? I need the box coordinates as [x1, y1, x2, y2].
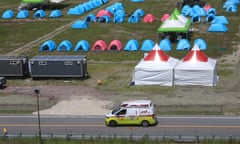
[174, 44, 218, 86]
[132, 44, 179, 86]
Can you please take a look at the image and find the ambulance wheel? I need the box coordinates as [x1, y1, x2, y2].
[109, 120, 117, 127]
[141, 120, 149, 127]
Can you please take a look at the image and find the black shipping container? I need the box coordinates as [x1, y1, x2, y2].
[0, 55, 29, 77]
[29, 55, 88, 78]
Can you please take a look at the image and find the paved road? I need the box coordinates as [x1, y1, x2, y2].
[0, 115, 240, 140]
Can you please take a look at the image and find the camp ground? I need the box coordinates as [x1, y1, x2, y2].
[0, 0, 239, 86]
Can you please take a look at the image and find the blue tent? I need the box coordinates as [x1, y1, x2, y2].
[16, 10, 29, 19]
[98, 15, 111, 23]
[2, 9, 14, 19]
[71, 20, 89, 29]
[128, 14, 140, 23]
[67, 5, 85, 15]
[208, 23, 228, 32]
[140, 39, 155, 51]
[191, 5, 206, 16]
[133, 8, 144, 17]
[39, 40, 56, 52]
[74, 40, 90, 52]
[181, 5, 192, 16]
[192, 14, 201, 22]
[131, 0, 144, 2]
[82, 2, 92, 11]
[124, 39, 139, 51]
[113, 15, 125, 23]
[159, 39, 172, 51]
[194, 38, 207, 50]
[224, 1, 238, 12]
[176, 39, 191, 50]
[49, 9, 62, 18]
[211, 16, 229, 24]
[57, 40, 72, 51]
[207, 8, 217, 15]
[33, 10, 46, 18]
[84, 13, 97, 22]
[115, 9, 126, 17]
[205, 13, 215, 22]
[105, 2, 124, 14]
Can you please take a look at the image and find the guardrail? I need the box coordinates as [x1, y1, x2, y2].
[2, 133, 240, 142]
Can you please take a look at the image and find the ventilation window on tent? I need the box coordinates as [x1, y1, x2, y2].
[38, 61, 47, 65]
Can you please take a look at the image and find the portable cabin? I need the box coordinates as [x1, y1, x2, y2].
[0, 55, 29, 77]
[29, 55, 88, 79]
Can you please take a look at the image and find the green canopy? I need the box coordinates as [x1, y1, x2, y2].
[22, 0, 44, 3]
[157, 8, 191, 33]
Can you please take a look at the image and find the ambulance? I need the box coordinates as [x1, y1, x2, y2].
[105, 100, 157, 127]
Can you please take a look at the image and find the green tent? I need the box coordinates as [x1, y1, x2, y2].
[157, 8, 191, 33]
[22, 0, 44, 3]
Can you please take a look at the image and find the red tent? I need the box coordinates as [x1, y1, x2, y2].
[96, 10, 112, 18]
[107, 40, 123, 51]
[91, 40, 107, 51]
[143, 13, 156, 23]
[160, 13, 170, 22]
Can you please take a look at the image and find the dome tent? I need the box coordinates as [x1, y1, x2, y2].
[143, 13, 156, 23]
[98, 15, 111, 23]
[49, 9, 62, 18]
[2, 9, 14, 19]
[33, 10, 46, 18]
[74, 40, 90, 52]
[71, 20, 89, 29]
[16, 10, 29, 19]
[161, 13, 170, 22]
[176, 39, 191, 50]
[39, 40, 56, 52]
[194, 38, 207, 50]
[107, 39, 123, 51]
[208, 23, 228, 32]
[128, 13, 140, 23]
[84, 13, 97, 22]
[211, 15, 229, 24]
[140, 39, 155, 51]
[159, 39, 172, 51]
[113, 14, 125, 23]
[124, 39, 139, 51]
[133, 8, 144, 17]
[56, 40, 72, 52]
[132, 43, 179, 86]
[96, 9, 112, 18]
[174, 44, 218, 86]
[91, 40, 107, 51]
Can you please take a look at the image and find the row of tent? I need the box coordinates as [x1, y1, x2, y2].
[131, 44, 218, 87]
[67, 0, 108, 15]
[1, 9, 62, 19]
[1, 0, 109, 19]
[39, 38, 207, 52]
[180, 3, 229, 32]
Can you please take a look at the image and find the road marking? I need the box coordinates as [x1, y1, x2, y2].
[0, 124, 240, 129]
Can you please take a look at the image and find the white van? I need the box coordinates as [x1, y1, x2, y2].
[105, 100, 157, 127]
[120, 100, 155, 111]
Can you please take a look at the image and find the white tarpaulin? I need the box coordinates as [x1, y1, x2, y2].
[174, 44, 218, 86]
[132, 44, 179, 86]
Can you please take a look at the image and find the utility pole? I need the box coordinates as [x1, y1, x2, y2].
[34, 89, 42, 144]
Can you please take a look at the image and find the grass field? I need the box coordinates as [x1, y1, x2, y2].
[0, 0, 240, 115]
